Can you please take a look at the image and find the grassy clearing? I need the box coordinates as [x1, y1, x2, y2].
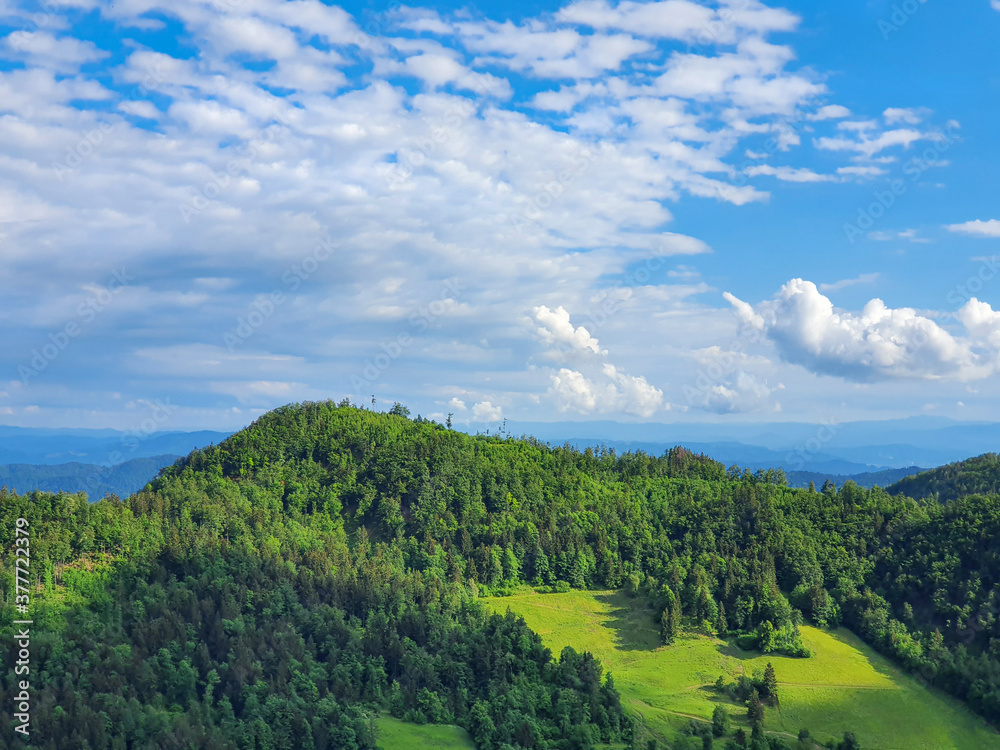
[482, 589, 1000, 750]
[376, 713, 476, 750]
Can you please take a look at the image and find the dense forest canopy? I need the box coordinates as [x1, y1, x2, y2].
[887, 452, 1000, 502]
[2, 400, 1000, 748]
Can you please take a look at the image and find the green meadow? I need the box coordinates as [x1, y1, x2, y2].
[483, 589, 1000, 750]
[376, 713, 476, 749]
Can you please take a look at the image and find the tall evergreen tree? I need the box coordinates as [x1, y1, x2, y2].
[763, 662, 779, 707]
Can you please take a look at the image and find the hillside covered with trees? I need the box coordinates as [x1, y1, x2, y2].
[2, 401, 1000, 748]
[887, 452, 1000, 502]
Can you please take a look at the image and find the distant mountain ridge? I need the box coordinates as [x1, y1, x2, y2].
[0, 455, 182, 499]
[500, 416, 1000, 471]
[0, 427, 231, 465]
[786, 466, 924, 490]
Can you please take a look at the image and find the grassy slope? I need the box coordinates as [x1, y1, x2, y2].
[483, 590, 1000, 750]
[376, 714, 476, 750]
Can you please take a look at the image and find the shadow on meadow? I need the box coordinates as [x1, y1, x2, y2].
[592, 591, 663, 652]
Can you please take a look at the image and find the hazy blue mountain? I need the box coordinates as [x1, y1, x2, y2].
[552, 438, 882, 475]
[492, 417, 996, 471]
[785, 466, 924, 490]
[0, 427, 231, 465]
[0, 455, 182, 499]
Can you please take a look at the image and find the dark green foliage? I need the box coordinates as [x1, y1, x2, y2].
[887, 453, 1000, 501]
[711, 705, 730, 737]
[747, 689, 765, 727]
[762, 663, 779, 707]
[3, 400, 1000, 746]
[660, 589, 680, 644]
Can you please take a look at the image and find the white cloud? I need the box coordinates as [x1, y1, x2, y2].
[814, 127, 933, 159]
[532, 305, 606, 356]
[745, 164, 838, 183]
[555, 0, 798, 40]
[458, 20, 651, 79]
[555, 0, 717, 40]
[702, 370, 781, 414]
[2, 31, 109, 72]
[549, 365, 665, 417]
[809, 104, 851, 121]
[868, 229, 930, 243]
[725, 279, 1000, 382]
[0, 0, 956, 427]
[471, 400, 503, 421]
[818, 272, 879, 292]
[602, 363, 664, 416]
[836, 165, 887, 178]
[883, 107, 928, 125]
[947, 219, 1000, 238]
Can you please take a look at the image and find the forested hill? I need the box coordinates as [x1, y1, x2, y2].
[3, 401, 1000, 748]
[887, 452, 1000, 501]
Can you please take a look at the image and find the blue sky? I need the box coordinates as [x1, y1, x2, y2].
[1, 0, 999, 431]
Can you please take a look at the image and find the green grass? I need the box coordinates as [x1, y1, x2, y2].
[482, 589, 1000, 750]
[376, 713, 476, 750]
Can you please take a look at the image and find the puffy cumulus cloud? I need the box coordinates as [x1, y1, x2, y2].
[532, 305, 607, 357]
[947, 219, 1000, 238]
[725, 279, 1000, 382]
[471, 400, 503, 421]
[530, 304, 664, 416]
[549, 365, 665, 417]
[601, 363, 664, 416]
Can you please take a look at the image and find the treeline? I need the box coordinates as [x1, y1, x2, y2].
[2, 400, 1000, 747]
[887, 452, 1000, 502]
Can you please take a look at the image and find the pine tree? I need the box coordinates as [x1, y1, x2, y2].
[747, 688, 765, 727]
[712, 705, 730, 737]
[716, 600, 728, 635]
[660, 603, 677, 644]
[659, 587, 682, 644]
[762, 662, 779, 707]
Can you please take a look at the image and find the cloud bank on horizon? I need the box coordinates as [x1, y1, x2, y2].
[0, 0, 998, 429]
